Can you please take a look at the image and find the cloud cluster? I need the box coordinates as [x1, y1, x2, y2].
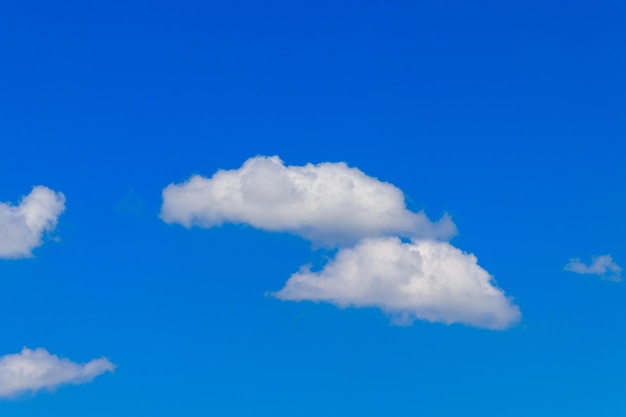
[161, 156, 456, 246]
[161, 156, 520, 329]
[565, 255, 622, 282]
[0, 348, 115, 398]
[0, 186, 66, 258]
[0, 188, 116, 400]
[274, 238, 521, 329]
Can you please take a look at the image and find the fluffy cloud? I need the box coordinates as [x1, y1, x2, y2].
[0, 347, 115, 398]
[273, 238, 521, 330]
[162, 156, 520, 329]
[564, 255, 622, 281]
[0, 186, 66, 258]
[161, 156, 456, 246]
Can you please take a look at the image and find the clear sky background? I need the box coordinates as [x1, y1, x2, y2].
[0, 0, 625, 415]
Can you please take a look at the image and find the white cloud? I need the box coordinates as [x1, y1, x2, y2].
[0, 347, 115, 398]
[162, 156, 521, 330]
[0, 186, 66, 259]
[161, 156, 456, 246]
[272, 237, 521, 330]
[564, 255, 622, 281]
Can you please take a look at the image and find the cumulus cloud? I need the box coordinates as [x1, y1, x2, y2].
[564, 255, 622, 281]
[162, 156, 520, 330]
[0, 347, 115, 398]
[273, 238, 521, 330]
[161, 156, 456, 246]
[0, 186, 66, 258]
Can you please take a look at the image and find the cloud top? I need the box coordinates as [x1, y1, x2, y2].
[0, 186, 66, 258]
[564, 255, 622, 281]
[273, 237, 521, 330]
[161, 156, 455, 245]
[0, 348, 115, 398]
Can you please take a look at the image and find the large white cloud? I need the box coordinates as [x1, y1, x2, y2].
[0, 186, 66, 258]
[162, 156, 521, 329]
[161, 156, 456, 246]
[0, 347, 115, 398]
[564, 255, 622, 282]
[272, 238, 521, 330]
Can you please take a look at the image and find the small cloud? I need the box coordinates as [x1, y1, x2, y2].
[160, 156, 456, 246]
[272, 237, 521, 330]
[564, 255, 622, 282]
[0, 186, 66, 259]
[0, 347, 115, 399]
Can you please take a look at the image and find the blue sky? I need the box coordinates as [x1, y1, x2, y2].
[0, 0, 625, 415]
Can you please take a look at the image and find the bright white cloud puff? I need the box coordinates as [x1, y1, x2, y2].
[0, 347, 115, 398]
[564, 255, 622, 282]
[0, 186, 66, 259]
[161, 156, 521, 330]
[273, 238, 521, 330]
[161, 156, 456, 246]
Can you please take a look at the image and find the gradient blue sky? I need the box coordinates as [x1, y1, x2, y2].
[1, 0, 625, 415]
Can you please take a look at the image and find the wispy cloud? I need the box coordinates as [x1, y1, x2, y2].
[564, 255, 622, 281]
[161, 156, 455, 246]
[0, 348, 115, 399]
[0, 186, 66, 259]
[272, 237, 520, 330]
